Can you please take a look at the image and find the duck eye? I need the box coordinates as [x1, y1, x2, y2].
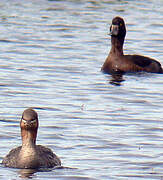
[22, 118, 36, 123]
[120, 23, 123, 26]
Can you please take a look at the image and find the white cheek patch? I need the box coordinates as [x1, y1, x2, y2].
[30, 119, 37, 123]
[22, 119, 27, 123]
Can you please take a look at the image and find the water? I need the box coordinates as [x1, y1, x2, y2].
[0, 0, 163, 179]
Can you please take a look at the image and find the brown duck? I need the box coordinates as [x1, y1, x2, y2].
[101, 16, 163, 74]
[2, 108, 61, 169]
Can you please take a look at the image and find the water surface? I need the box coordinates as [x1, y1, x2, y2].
[0, 0, 163, 179]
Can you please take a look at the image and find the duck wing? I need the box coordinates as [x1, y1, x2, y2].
[36, 145, 61, 168]
[125, 55, 156, 68]
[2, 146, 21, 168]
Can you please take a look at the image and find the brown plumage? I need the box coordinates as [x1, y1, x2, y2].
[2, 108, 61, 169]
[101, 16, 163, 74]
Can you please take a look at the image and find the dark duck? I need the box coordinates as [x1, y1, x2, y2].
[2, 108, 61, 169]
[101, 16, 163, 74]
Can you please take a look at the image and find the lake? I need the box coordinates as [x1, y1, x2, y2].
[0, 0, 163, 179]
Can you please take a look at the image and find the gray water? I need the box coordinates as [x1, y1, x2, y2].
[0, 0, 163, 179]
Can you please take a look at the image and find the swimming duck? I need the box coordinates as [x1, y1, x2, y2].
[2, 108, 61, 169]
[101, 16, 163, 74]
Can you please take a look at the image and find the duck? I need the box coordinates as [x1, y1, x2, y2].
[2, 108, 61, 169]
[101, 16, 163, 74]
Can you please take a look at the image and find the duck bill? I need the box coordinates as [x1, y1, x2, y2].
[109, 25, 119, 36]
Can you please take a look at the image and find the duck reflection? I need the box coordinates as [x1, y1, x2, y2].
[18, 168, 37, 178]
[109, 73, 124, 86]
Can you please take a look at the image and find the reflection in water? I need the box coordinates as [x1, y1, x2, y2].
[109, 73, 125, 86]
[18, 169, 37, 179]
[18, 166, 65, 179]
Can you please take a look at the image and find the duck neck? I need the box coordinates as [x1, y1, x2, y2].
[21, 129, 37, 149]
[110, 36, 124, 56]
